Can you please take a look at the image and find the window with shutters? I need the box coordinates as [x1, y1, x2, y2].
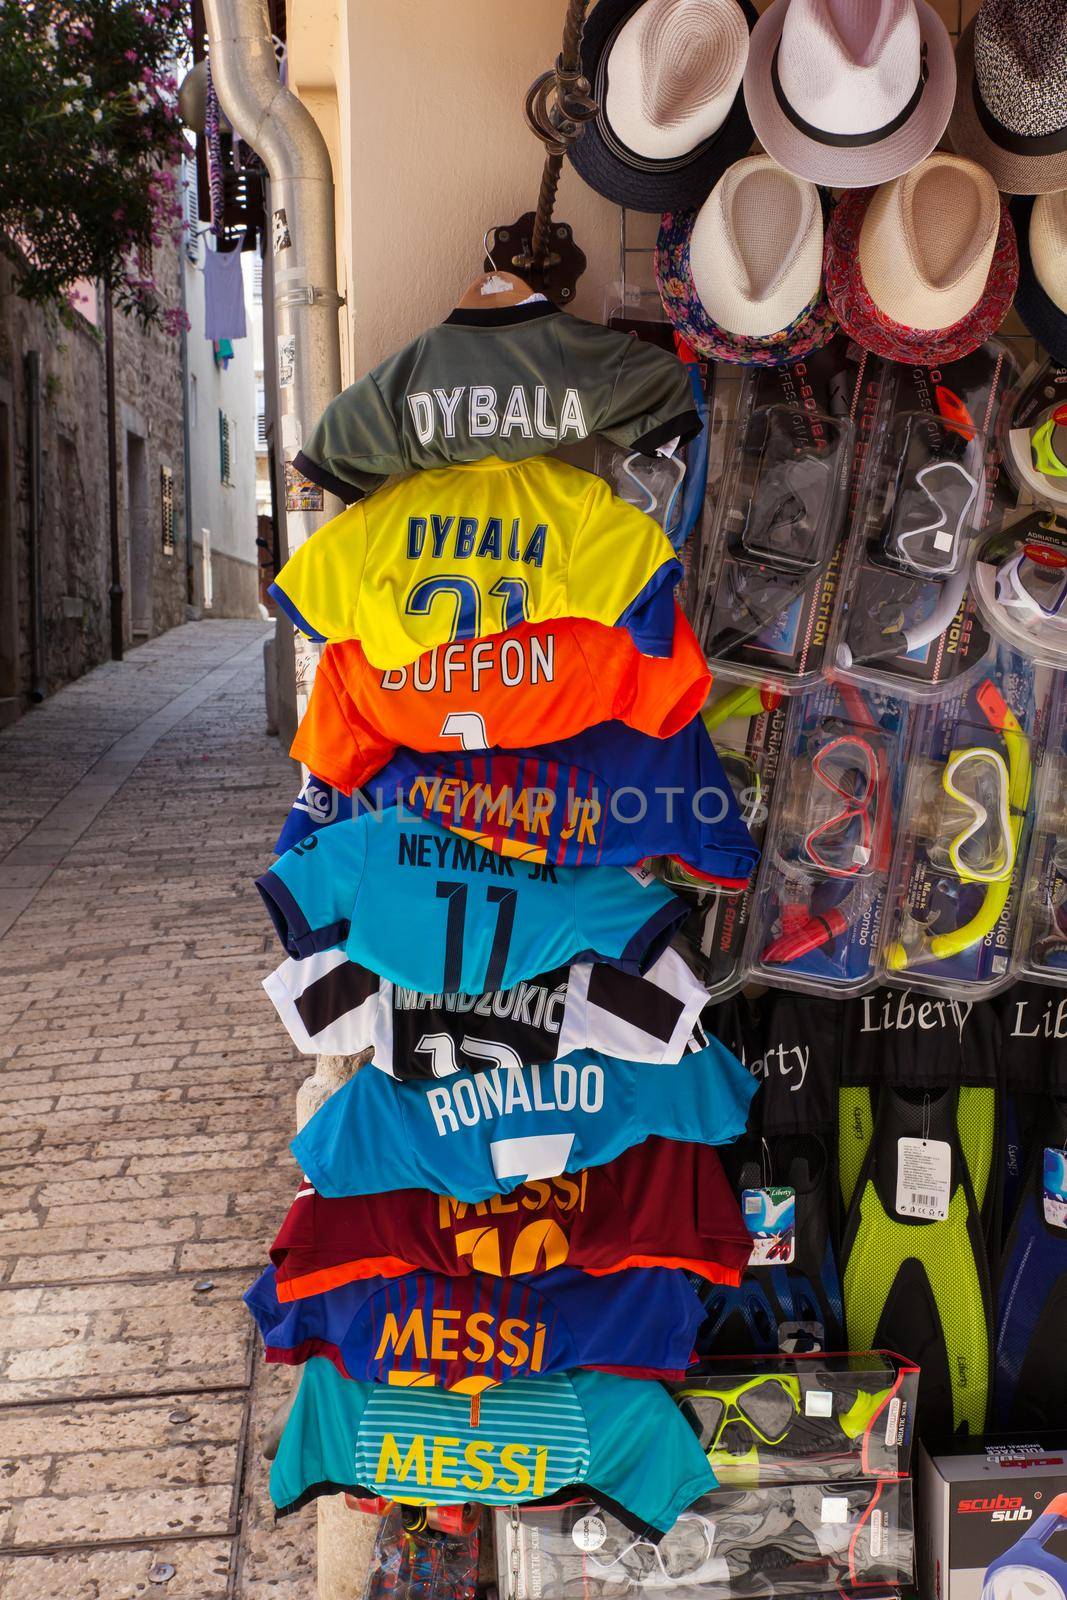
[161, 465, 175, 556]
[183, 157, 200, 264]
[219, 409, 232, 485]
[255, 384, 267, 451]
[252, 257, 263, 303]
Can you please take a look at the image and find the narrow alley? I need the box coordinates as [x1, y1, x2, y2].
[0, 623, 316, 1600]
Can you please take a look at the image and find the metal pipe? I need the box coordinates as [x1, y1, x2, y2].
[24, 351, 45, 701]
[178, 234, 196, 607]
[200, 0, 343, 745]
[103, 284, 124, 662]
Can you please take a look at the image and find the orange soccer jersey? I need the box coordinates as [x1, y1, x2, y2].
[290, 608, 711, 795]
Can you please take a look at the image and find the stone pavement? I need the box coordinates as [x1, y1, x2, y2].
[0, 622, 317, 1600]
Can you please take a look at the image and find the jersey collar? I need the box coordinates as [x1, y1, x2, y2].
[444, 301, 561, 328]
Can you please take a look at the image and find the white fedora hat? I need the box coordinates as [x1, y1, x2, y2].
[569, 0, 758, 213]
[743, 0, 956, 189]
[825, 154, 1019, 365]
[657, 154, 836, 365]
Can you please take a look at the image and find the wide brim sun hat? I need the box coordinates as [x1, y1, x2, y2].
[655, 152, 836, 366]
[743, 0, 956, 190]
[1011, 193, 1067, 366]
[824, 153, 1019, 366]
[948, 0, 1067, 196]
[568, 0, 759, 213]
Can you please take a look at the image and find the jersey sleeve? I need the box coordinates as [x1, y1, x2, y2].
[291, 649, 392, 794]
[292, 372, 405, 505]
[573, 868, 688, 976]
[256, 820, 368, 960]
[619, 607, 711, 737]
[270, 1359, 371, 1513]
[575, 1370, 716, 1538]
[290, 1068, 430, 1198]
[269, 506, 368, 643]
[689, 720, 760, 888]
[632, 1042, 757, 1146]
[567, 478, 682, 658]
[600, 337, 703, 454]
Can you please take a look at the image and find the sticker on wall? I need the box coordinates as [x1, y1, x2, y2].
[278, 335, 296, 389]
[285, 460, 324, 514]
[272, 208, 292, 255]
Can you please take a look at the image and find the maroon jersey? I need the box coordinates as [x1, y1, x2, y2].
[272, 1137, 749, 1302]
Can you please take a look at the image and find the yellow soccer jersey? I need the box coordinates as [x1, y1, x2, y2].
[268, 456, 683, 668]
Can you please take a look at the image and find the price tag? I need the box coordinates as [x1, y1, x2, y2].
[572, 1515, 606, 1552]
[895, 1137, 951, 1221]
[821, 1496, 850, 1524]
[1043, 1147, 1067, 1228]
[741, 1185, 795, 1266]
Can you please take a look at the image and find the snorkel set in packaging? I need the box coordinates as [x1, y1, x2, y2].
[831, 343, 1019, 702]
[690, 335, 882, 695]
[744, 679, 911, 997]
[495, 1352, 918, 1600]
[876, 646, 1044, 999]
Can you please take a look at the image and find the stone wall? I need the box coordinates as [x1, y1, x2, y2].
[0, 231, 189, 721]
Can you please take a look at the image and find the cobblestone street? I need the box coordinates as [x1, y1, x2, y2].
[0, 623, 316, 1599]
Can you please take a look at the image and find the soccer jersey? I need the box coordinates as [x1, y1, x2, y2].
[276, 773, 354, 854]
[262, 944, 711, 1073]
[370, 717, 758, 883]
[255, 810, 687, 993]
[245, 1263, 704, 1393]
[270, 1361, 716, 1534]
[270, 1137, 752, 1300]
[291, 300, 701, 505]
[290, 1042, 756, 1201]
[267, 456, 683, 665]
[289, 611, 711, 794]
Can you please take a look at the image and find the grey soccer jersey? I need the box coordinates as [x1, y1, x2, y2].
[292, 301, 701, 504]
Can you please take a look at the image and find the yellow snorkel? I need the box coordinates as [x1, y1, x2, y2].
[886, 680, 1032, 969]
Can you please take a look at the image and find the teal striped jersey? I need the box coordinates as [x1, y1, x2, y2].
[270, 1360, 715, 1537]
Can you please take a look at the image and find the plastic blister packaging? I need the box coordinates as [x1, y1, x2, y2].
[494, 1479, 913, 1600]
[971, 510, 1067, 669]
[832, 343, 1019, 701]
[674, 1353, 918, 1487]
[877, 646, 1046, 999]
[743, 679, 911, 997]
[661, 683, 788, 1003]
[1001, 357, 1067, 515]
[1015, 676, 1067, 986]
[687, 335, 883, 695]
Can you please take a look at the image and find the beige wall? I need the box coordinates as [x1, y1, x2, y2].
[288, 0, 625, 380]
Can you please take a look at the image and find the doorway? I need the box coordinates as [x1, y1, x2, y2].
[125, 430, 151, 638]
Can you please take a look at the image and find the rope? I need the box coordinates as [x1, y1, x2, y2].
[522, 0, 597, 268]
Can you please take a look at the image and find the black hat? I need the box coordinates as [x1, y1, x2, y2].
[567, 0, 758, 215]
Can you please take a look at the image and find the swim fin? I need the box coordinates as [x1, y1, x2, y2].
[994, 1095, 1067, 1430]
[697, 1135, 844, 1357]
[838, 1084, 996, 1437]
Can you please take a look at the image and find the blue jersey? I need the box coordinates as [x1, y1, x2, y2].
[256, 810, 687, 994]
[289, 1041, 755, 1201]
[275, 772, 353, 854]
[270, 1359, 716, 1533]
[245, 1263, 704, 1393]
[370, 717, 758, 886]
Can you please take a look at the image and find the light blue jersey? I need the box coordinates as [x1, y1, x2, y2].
[256, 810, 687, 994]
[291, 1041, 755, 1201]
[270, 1359, 716, 1536]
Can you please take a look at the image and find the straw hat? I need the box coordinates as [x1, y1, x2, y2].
[1012, 192, 1067, 365]
[949, 0, 1067, 196]
[824, 154, 1019, 366]
[743, 0, 955, 189]
[655, 153, 836, 365]
[568, 0, 758, 213]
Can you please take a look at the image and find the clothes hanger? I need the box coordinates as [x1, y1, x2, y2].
[455, 268, 537, 310]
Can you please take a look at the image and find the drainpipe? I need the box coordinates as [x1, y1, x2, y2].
[196, 13, 359, 1596]
[178, 245, 196, 608]
[24, 352, 45, 702]
[199, 0, 343, 750]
